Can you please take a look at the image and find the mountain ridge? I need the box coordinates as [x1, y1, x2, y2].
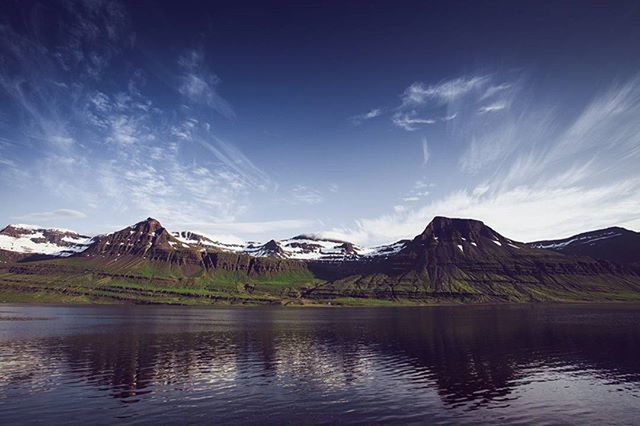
[528, 226, 640, 265]
[1, 216, 639, 305]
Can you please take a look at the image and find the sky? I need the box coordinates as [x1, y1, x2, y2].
[1, 0, 640, 245]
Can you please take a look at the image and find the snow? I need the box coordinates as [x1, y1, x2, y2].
[457, 244, 464, 252]
[0, 229, 92, 256]
[359, 241, 407, 258]
[532, 231, 622, 250]
[172, 229, 407, 262]
[492, 240, 502, 246]
[173, 231, 246, 252]
[471, 242, 477, 247]
[508, 243, 520, 249]
[8, 224, 78, 233]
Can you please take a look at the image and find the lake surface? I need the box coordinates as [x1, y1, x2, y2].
[1, 304, 639, 425]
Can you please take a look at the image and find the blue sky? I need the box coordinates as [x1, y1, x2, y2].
[1, 0, 640, 245]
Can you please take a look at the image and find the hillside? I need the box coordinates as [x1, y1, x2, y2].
[0, 217, 639, 305]
[529, 227, 640, 265]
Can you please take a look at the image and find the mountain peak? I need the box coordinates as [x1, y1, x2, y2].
[129, 217, 165, 233]
[419, 217, 488, 240]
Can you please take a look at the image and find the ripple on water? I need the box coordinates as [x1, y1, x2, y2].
[0, 304, 640, 424]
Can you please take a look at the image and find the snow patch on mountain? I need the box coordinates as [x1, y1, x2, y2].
[0, 225, 93, 257]
[531, 230, 623, 250]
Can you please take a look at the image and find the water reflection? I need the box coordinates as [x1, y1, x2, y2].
[1, 305, 639, 424]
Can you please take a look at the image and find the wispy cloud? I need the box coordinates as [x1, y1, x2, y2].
[328, 75, 640, 245]
[13, 209, 87, 221]
[177, 50, 235, 119]
[0, 2, 272, 232]
[392, 111, 436, 131]
[401, 76, 489, 106]
[422, 138, 430, 165]
[350, 108, 382, 125]
[291, 185, 324, 205]
[480, 83, 512, 100]
[478, 101, 508, 113]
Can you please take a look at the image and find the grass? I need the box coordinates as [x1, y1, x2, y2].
[2, 256, 640, 306]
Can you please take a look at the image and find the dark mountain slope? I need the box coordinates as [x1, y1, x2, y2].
[1, 217, 639, 305]
[529, 227, 640, 265]
[304, 217, 640, 302]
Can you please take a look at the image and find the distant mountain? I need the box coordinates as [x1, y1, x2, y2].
[0, 218, 406, 263]
[0, 224, 92, 261]
[241, 234, 406, 261]
[82, 218, 193, 259]
[529, 227, 640, 265]
[1, 216, 639, 305]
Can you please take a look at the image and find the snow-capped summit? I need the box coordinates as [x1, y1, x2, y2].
[0, 224, 93, 257]
[172, 230, 246, 252]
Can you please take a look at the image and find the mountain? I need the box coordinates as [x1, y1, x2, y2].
[172, 230, 246, 253]
[0, 224, 92, 261]
[173, 230, 406, 262]
[528, 227, 640, 265]
[1, 216, 639, 305]
[243, 235, 406, 261]
[304, 216, 639, 300]
[82, 218, 195, 259]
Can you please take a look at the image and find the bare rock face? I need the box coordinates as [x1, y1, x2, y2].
[81, 218, 201, 263]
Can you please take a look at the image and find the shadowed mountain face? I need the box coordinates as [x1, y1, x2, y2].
[303, 217, 640, 301]
[529, 227, 640, 265]
[82, 218, 187, 259]
[0, 216, 639, 304]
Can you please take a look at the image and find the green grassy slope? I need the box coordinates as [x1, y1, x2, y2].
[2, 255, 640, 306]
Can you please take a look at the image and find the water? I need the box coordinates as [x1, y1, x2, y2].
[1, 304, 639, 425]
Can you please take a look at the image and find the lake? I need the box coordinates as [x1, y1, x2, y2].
[1, 304, 639, 424]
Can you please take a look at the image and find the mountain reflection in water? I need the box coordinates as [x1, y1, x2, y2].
[1, 304, 639, 424]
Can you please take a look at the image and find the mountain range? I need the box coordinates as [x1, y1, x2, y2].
[1, 216, 639, 305]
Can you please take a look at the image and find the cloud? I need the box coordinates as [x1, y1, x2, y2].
[291, 185, 324, 205]
[392, 111, 436, 131]
[0, 2, 277, 232]
[321, 178, 640, 246]
[481, 83, 512, 100]
[401, 75, 489, 106]
[327, 75, 640, 245]
[422, 138, 430, 165]
[177, 50, 235, 119]
[478, 101, 508, 113]
[350, 108, 382, 125]
[13, 209, 87, 221]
